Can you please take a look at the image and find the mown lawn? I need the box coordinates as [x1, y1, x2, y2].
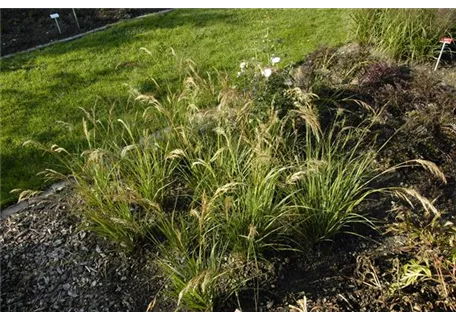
[0, 8, 349, 207]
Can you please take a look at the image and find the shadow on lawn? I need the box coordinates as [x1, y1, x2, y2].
[0, 149, 53, 203]
[0, 9, 245, 207]
[0, 9, 243, 76]
[6, 9, 242, 60]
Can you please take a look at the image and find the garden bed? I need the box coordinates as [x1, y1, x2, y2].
[2, 42, 455, 311]
[3, 8, 456, 312]
[0, 9, 169, 56]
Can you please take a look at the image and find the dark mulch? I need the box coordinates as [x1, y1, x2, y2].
[0, 9, 169, 56]
[0, 188, 173, 312]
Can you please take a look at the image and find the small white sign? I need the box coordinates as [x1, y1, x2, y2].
[50, 13, 62, 34]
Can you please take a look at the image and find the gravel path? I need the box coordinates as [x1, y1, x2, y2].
[0, 188, 168, 311]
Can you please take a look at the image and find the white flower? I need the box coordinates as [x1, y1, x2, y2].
[271, 56, 281, 65]
[262, 68, 272, 78]
[237, 71, 242, 77]
[240, 62, 247, 70]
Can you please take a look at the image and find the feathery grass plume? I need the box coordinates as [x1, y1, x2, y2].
[9, 189, 42, 203]
[37, 169, 68, 182]
[285, 88, 321, 140]
[392, 188, 439, 217]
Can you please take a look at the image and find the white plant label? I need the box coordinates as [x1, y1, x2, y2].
[50, 13, 62, 34]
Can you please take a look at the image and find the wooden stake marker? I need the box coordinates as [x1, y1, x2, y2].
[72, 9, 80, 29]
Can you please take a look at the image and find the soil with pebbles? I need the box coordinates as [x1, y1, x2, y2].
[0, 187, 172, 312]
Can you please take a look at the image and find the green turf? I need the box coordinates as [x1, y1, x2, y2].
[0, 9, 349, 207]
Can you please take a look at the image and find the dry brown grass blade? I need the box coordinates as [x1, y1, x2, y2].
[350, 99, 377, 115]
[177, 269, 213, 308]
[135, 91, 160, 105]
[289, 296, 307, 312]
[212, 182, 239, 201]
[286, 170, 307, 185]
[37, 168, 67, 181]
[393, 188, 440, 216]
[82, 118, 90, 142]
[166, 149, 186, 160]
[286, 88, 321, 140]
[406, 159, 447, 184]
[380, 159, 447, 186]
[50, 144, 70, 155]
[146, 296, 157, 312]
[120, 144, 136, 158]
[83, 149, 106, 164]
[10, 189, 42, 203]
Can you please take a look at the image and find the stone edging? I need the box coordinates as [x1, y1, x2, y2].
[0, 180, 72, 221]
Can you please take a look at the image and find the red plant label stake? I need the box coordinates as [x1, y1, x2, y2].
[435, 37, 454, 71]
[440, 37, 454, 44]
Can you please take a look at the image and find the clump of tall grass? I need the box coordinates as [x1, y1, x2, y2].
[286, 112, 447, 245]
[24, 105, 183, 250]
[144, 63, 296, 309]
[175, 100, 294, 259]
[73, 125, 179, 249]
[286, 119, 377, 244]
[153, 208, 233, 311]
[350, 9, 456, 63]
